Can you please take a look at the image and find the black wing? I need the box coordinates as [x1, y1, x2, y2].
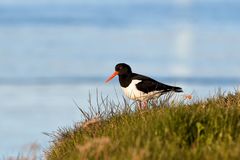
[132, 73, 183, 94]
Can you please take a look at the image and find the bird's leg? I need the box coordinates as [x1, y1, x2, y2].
[136, 101, 142, 110]
[141, 101, 148, 109]
[152, 98, 158, 107]
[136, 101, 148, 110]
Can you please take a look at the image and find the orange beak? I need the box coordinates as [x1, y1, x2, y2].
[105, 71, 119, 83]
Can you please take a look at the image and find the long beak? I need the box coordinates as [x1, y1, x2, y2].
[105, 71, 119, 83]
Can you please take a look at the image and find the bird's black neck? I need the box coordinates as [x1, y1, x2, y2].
[118, 73, 132, 88]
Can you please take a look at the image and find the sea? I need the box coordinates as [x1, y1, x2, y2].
[0, 0, 240, 158]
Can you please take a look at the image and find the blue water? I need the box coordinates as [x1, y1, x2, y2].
[0, 0, 240, 158]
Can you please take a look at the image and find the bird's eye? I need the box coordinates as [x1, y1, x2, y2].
[119, 66, 123, 70]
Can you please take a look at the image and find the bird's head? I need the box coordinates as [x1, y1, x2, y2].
[105, 63, 132, 83]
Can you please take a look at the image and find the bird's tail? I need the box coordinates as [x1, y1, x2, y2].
[172, 86, 183, 92]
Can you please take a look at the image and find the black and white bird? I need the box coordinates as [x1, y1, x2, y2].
[105, 63, 183, 108]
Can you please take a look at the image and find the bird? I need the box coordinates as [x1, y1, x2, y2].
[105, 63, 183, 109]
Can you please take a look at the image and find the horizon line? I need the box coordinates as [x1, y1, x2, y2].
[0, 76, 239, 86]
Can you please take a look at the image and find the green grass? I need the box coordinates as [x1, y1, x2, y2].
[45, 91, 240, 160]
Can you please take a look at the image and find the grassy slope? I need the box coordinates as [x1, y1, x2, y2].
[46, 92, 240, 160]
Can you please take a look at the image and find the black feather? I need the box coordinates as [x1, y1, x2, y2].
[132, 73, 183, 94]
[172, 86, 183, 92]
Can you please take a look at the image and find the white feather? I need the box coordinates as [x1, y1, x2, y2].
[121, 80, 163, 101]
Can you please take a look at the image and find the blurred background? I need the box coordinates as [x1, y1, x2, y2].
[0, 0, 240, 157]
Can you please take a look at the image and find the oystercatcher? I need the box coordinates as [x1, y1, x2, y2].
[105, 63, 183, 108]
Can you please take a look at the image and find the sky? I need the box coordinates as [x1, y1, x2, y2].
[0, 0, 239, 5]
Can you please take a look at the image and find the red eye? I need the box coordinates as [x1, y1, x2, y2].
[119, 66, 123, 69]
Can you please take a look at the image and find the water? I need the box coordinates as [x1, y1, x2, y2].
[0, 0, 240, 157]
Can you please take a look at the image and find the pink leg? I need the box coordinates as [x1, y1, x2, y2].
[141, 101, 148, 109]
[136, 101, 141, 110]
[152, 99, 158, 107]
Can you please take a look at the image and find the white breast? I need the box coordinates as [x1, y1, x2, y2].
[121, 80, 162, 101]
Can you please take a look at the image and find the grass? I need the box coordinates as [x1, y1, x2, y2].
[45, 91, 240, 160]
